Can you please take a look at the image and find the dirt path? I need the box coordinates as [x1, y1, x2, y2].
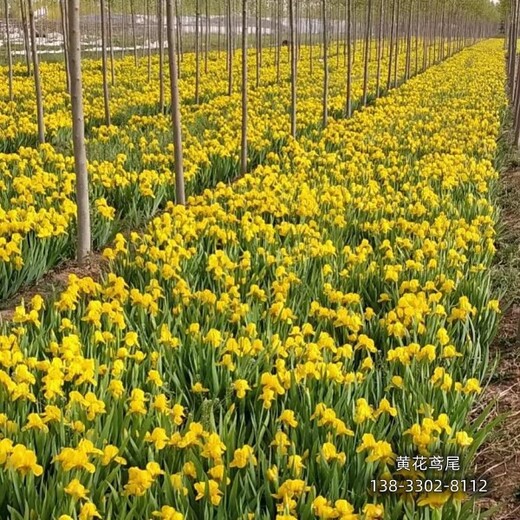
[476, 168, 520, 519]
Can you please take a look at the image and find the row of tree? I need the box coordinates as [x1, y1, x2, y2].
[2, 0, 499, 264]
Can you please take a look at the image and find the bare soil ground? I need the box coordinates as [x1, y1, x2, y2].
[0, 252, 106, 323]
[476, 168, 520, 519]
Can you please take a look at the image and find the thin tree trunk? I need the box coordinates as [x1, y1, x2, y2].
[195, 0, 200, 103]
[387, 0, 396, 91]
[20, 0, 31, 75]
[158, 0, 165, 112]
[100, 0, 111, 125]
[27, 0, 45, 143]
[289, 0, 297, 138]
[258, 0, 262, 68]
[256, 0, 260, 88]
[405, 0, 413, 80]
[393, 0, 401, 88]
[205, 0, 209, 74]
[322, 0, 328, 127]
[241, 0, 248, 175]
[121, 0, 126, 59]
[309, 1, 314, 77]
[227, 0, 233, 95]
[415, 0, 420, 75]
[176, 0, 183, 65]
[376, 0, 384, 98]
[336, 0, 341, 67]
[59, 0, 71, 93]
[68, 0, 91, 263]
[218, 0, 222, 58]
[131, 0, 138, 66]
[146, 0, 151, 82]
[276, 0, 281, 83]
[5, 0, 13, 101]
[346, 0, 353, 117]
[363, 0, 372, 106]
[353, 3, 357, 64]
[166, 0, 185, 205]
[108, 0, 115, 86]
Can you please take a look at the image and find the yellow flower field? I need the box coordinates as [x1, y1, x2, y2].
[0, 38, 506, 520]
[0, 39, 443, 301]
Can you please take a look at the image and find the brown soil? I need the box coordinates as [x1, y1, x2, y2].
[475, 167, 520, 519]
[0, 252, 107, 323]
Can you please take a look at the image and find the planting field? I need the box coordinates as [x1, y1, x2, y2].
[0, 37, 508, 519]
[0, 0, 515, 518]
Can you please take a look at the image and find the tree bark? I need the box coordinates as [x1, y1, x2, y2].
[376, 0, 384, 98]
[363, 0, 373, 106]
[205, 0, 209, 74]
[68, 0, 92, 263]
[131, 0, 138, 66]
[346, 0, 353, 117]
[393, 0, 401, 88]
[166, 0, 185, 205]
[59, 0, 71, 93]
[289, 0, 297, 138]
[4, 0, 13, 101]
[195, 0, 200, 103]
[322, 0, 328, 127]
[27, 0, 45, 143]
[108, 0, 115, 86]
[146, 0, 152, 82]
[387, 0, 396, 91]
[158, 0, 165, 112]
[227, 0, 233, 95]
[20, 0, 31, 75]
[241, 0, 248, 175]
[100, 0, 111, 125]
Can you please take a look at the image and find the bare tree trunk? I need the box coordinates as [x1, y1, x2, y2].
[121, 0, 126, 59]
[218, 0, 222, 58]
[393, 0, 401, 88]
[405, 0, 413, 80]
[227, 0, 233, 95]
[309, 1, 314, 77]
[100, 0, 111, 125]
[376, 0, 384, 98]
[422, 3, 429, 71]
[131, 0, 138, 66]
[289, 0, 297, 138]
[108, 0, 115, 86]
[158, 0, 165, 112]
[258, 0, 262, 68]
[59, 0, 71, 93]
[363, 0, 372, 106]
[20, 0, 31, 75]
[336, 0, 341, 67]
[352, 3, 357, 64]
[276, 0, 281, 83]
[322, 0, 328, 128]
[415, 0, 420, 75]
[27, 0, 45, 143]
[256, 0, 260, 88]
[387, 0, 396, 91]
[195, 0, 200, 103]
[205, 0, 209, 74]
[176, 0, 183, 62]
[146, 0, 152, 82]
[346, 0, 353, 117]
[4, 0, 13, 101]
[241, 0, 248, 175]
[68, 0, 92, 263]
[166, 0, 185, 205]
